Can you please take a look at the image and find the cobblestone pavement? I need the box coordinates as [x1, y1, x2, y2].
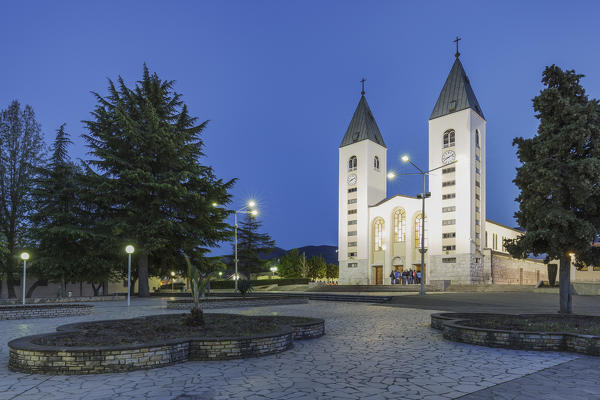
[0, 298, 592, 400]
[459, 356, 600, 400]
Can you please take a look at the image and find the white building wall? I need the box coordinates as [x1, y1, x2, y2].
[338, 140, 386, 284]
[485, 220, 522, 253]
[368, 196, 423, 284]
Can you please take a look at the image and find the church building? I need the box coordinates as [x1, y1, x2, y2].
[338, 50, 544, 286]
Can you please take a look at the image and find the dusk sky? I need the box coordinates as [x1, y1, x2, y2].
[2, 1, 600, 253]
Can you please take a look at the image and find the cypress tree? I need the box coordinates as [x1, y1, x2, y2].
[506, 65, 600, 313]
[83, 65, 234, 296]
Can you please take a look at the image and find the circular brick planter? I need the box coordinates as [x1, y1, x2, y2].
[8, 314, 325, 374]
[166, 296, 308, 310]
[431, 312, 600, 356]
[0, 304, 93, 320]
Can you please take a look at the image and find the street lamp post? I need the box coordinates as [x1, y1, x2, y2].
[20, 252, 29, 305]
[212, 200, 258, 292]
[400, 155, 451, 295]
[125, 245, 134, 306]
[270, 265, 277, 278]
[171, 271, 176, 291]
[233, 201, 257, 292]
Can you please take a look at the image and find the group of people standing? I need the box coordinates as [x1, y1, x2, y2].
[389, 269, 421, 285]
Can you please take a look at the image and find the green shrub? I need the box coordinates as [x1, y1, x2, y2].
[547, 263, 558, 286]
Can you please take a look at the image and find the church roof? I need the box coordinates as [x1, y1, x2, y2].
[340, 95, 386, 148]
[430, 57, 484, 120]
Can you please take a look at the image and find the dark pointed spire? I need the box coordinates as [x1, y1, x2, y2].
[340, 93, 386, 148]
[430, 56, 484, 120]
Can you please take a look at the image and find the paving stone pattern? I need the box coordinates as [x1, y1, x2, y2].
[0, 298, 591, 399]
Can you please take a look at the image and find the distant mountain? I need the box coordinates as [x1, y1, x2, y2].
[263, 245, 338, 265]
[218, 245, 338, 265]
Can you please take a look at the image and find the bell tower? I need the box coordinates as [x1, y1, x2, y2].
[338, 83, 387, 284]
[427, 51, 487, 284]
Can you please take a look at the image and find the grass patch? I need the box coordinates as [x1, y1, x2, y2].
[34, 314, 314, 346]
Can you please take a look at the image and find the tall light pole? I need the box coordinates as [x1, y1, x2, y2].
[125, 245, 134, 306]
[399, 155, 451, 295]
[170, 271, 176, 291]
[213, 201, 258, 292]
[20, 252, 29, 305]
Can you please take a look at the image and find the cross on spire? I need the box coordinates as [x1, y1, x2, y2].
[360, 78, 366, 95]
[453, 36, 461, 58]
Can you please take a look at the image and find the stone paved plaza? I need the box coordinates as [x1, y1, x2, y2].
[0, 297, 598, 399]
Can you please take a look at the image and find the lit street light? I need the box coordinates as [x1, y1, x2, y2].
[125, 245, 134, 306]
[212, 200, 258, 292]
[20, 252, 29, 305]
[270, 265, 278, 278]
[170, 271, 176, 291]
[234, 201, 258, 292]
[395, 155, 453, 295]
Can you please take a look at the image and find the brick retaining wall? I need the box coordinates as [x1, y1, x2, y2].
[431, 313, 600, 356]
[0, 296, 125, 305]
[8, 316, 324, 374]
[0, 304, 93, 320]
[166, 297, 308, 310]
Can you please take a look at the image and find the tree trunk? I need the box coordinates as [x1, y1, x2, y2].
[137, 253, 150, 297]
[102, 281, 108, 296]
[80, 281, 83, 297]
[91, 282, 101, 296]
[26, 280, 42, 298]
[6, 272, 16, 298]
[60, 274, 66, 297]
[559, 255, 572, 313]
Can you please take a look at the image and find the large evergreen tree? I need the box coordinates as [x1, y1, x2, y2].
[506, 65, 600, 313]
[235, 213, 275, 275]
[31, 125, 116, 297]
[0, 101, 45, 298]
[83, 65, 234, 296]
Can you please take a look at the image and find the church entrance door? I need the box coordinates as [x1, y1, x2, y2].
[372, 266, 383, 285]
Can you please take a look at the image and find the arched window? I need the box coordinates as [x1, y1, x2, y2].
[393, 208, 406, 242]
[475, 129, 480, 148]
[415, 213, 428, 248]
[373, 156, 380, 170]
[443, 129, 455, 148]
[348, 156, 357, 171]
[373, 218, 384, 251]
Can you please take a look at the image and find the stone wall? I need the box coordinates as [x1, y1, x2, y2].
[488, 250, 547, 284]
[8, 317, 325, 375]
[292, 321, 325, 339]
[0, 304, 93, 320]
[0, 296, 124, 305]
[9, 327, 295, 374]
[432, 313, 600, 356]
[166, 297, 308, 310]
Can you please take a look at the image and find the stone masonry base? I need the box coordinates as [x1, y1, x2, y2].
[8, 316, 325, 374]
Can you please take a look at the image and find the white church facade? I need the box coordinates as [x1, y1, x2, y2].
[338, 53, 542, 286]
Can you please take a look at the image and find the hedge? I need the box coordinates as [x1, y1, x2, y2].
[210, 278, 309, 289]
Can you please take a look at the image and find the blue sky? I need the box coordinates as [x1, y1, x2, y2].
[2, 1, 600, 253]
